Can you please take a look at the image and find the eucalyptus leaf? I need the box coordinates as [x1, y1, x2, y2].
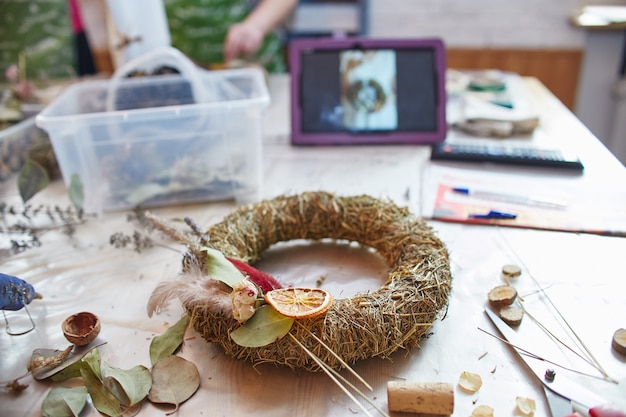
[149, 315, 190, 365]
[202, 247, 245, 287]
[102, 362, 152, 406]
[51, 347, 101, 382]
[49, 360, 83, 382]
[148, 355, 199, 411]
[68, 173, 84, 211]
[18, 158, 50, 203]
[230, 305, 294, 348]
[80, 365, 123, 417]
[41, 386, 88, 417]
[82, 348, 103, 378]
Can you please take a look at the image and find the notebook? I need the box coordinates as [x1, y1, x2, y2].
[289, 36, 447, 145]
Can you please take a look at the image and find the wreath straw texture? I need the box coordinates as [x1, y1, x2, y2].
[179, 191, 453, 372]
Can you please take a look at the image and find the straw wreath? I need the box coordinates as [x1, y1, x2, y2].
[147, 191, 452, 372]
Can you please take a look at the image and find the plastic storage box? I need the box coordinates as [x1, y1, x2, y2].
[36, 48, 270, 214]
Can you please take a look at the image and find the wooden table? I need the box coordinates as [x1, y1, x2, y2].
[1, 74, 625, 417]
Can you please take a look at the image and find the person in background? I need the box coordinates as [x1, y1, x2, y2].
[164, 0, 297, 73]
[68, 0, 96, 76]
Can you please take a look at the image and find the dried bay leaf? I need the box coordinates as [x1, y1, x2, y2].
[41, 386, 88, 417]
[102, 362, 152, 407]
[230, 304, 294, 348]
[149, 315, 190, 365]
[18, 158, 50, 203]
[148, 355, 199, 412]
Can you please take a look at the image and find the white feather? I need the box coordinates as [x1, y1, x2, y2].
[147, 263, 232, 318]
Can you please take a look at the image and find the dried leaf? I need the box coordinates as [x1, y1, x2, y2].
[148, 355, 199, 412]
[81, 365, 123, 417]
[18, 158, 50, 203]
[230, 304, 294, 348]
[82, 348, 103, 378]
[68, 174, 84, 211]
[471, 404, 494, 417]
[102, 362, 152, 406]
[202, 247, 245, 287]
[29, 346, 78, 380]
[41, 386, 88, 417]
[516, 396, 536, 416]
[149, 315, 190, 365]
[50, 362, 83, 382]
[458, 371, 483, 393]
[118, 403, 142, 417]
[50, 347, 101, 382]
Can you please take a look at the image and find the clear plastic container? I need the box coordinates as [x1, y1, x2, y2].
[36, 49, 270, 214]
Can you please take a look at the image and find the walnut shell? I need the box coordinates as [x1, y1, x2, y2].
[62, 312, 101, 346]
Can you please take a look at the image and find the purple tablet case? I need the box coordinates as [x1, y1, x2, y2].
[289, 37, 447, 145]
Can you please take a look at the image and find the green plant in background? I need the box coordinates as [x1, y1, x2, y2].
[1, 0, 78, 208]
[0, 1, 75, 82]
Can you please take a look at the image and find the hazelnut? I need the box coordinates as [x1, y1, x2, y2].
[62, 312, 101, 346]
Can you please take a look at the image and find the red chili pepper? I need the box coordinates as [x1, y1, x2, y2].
[226, 257, 282, 293]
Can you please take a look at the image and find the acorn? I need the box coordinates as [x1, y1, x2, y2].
[62, 312, 101, 346]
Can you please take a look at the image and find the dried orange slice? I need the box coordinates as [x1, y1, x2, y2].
[264, 288, 333, 319]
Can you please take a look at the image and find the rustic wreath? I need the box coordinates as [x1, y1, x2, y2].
[147, 191, 452, 372]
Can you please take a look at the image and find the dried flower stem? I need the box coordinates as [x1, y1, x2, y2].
[143, 211, 203, 257]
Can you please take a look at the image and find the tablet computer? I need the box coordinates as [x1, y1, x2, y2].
[289, 37, 447, 145]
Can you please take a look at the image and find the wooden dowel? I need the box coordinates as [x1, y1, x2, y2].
[387, 381, 454, 415]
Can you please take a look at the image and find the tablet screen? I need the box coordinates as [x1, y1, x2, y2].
[290, 38, 446, 145]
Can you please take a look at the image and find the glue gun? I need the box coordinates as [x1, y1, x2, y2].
[0, 273, 40, 311]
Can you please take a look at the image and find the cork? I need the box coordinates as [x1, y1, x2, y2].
[387, 381, 454, 415]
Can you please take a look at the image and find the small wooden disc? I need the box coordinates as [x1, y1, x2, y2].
[612, 328, 626, 355]
[487, 285, 517, 308]
[498, 304, 524, 327]
[501, 264, 521, 279]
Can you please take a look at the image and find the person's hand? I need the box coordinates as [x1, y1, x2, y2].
[224, 21, 265, 63]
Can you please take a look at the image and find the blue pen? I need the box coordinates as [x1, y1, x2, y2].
[452, 187, 567, 210]
[468, 210, 517, 220]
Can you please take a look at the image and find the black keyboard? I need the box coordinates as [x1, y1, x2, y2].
[430, 142, 584, 171]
